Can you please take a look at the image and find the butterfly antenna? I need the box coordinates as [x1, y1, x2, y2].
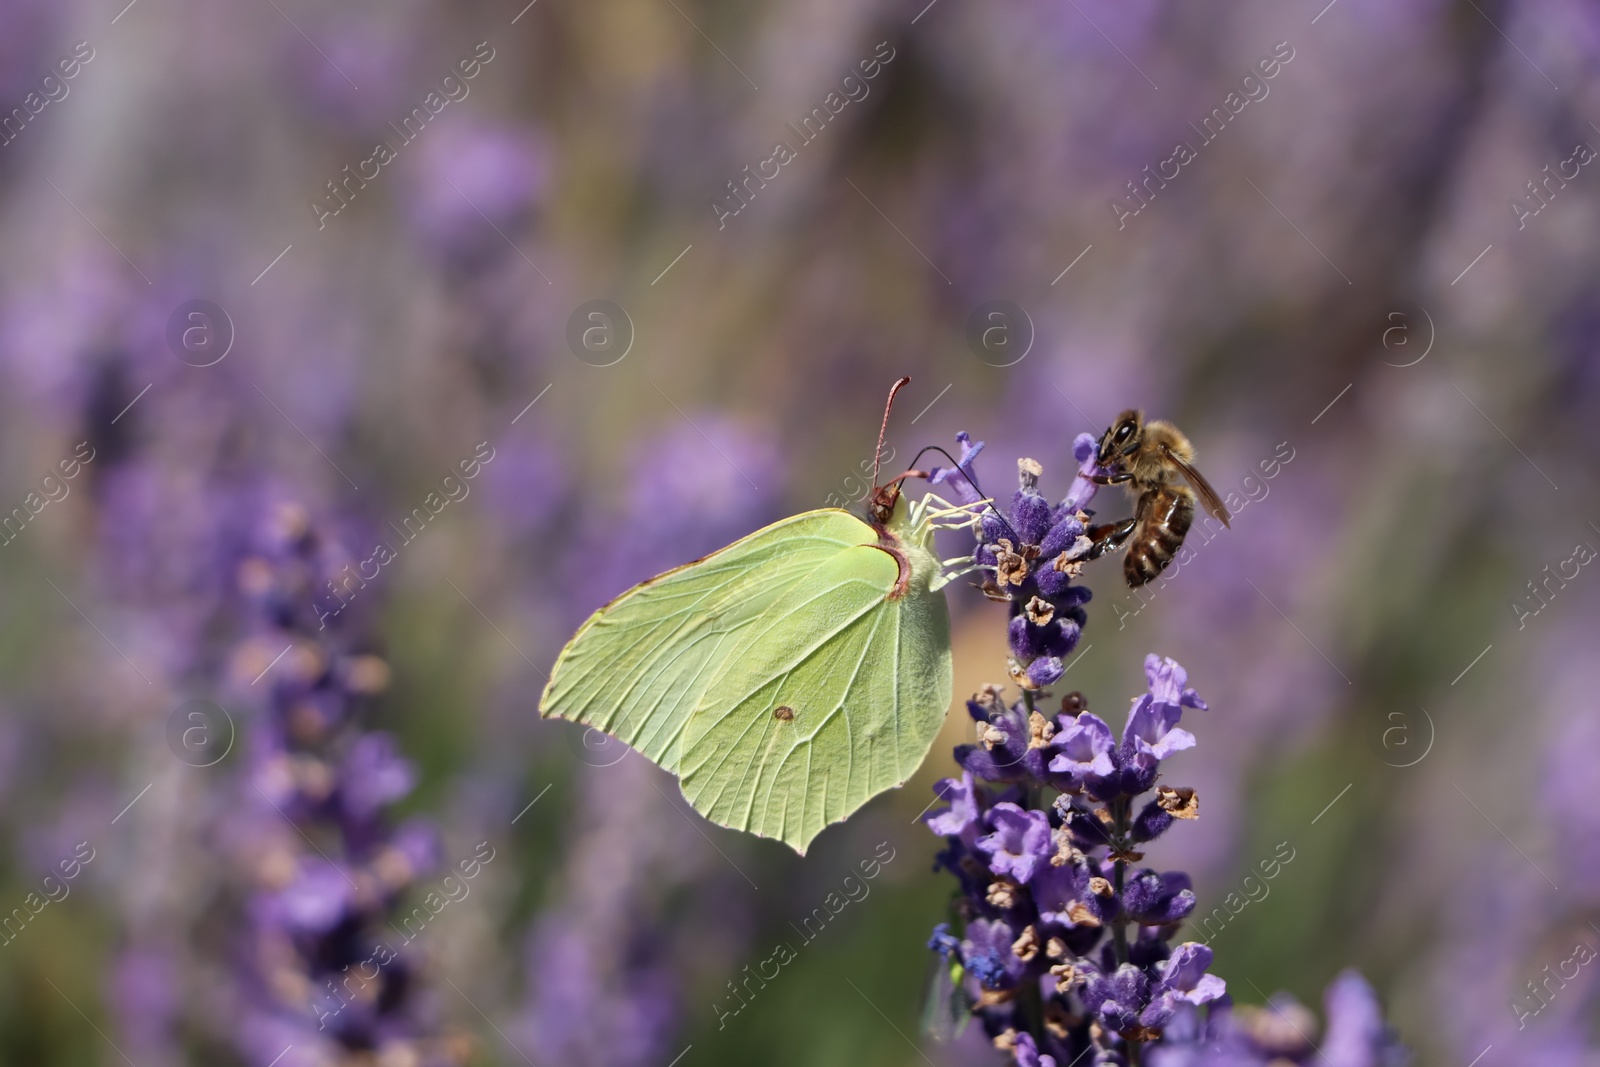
[903, 444, 1020, 543]
[872, 377, 912, 489]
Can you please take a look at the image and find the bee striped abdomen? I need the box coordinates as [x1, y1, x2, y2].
[1124, 486, 1193, 586]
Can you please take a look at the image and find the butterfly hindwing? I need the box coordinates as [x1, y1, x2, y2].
[677, 537, 952, 852]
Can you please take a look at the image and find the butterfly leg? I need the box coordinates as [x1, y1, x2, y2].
[939, 561, 988, 585]
[920, 493, 991, 531]
[920, 491, 983, 515]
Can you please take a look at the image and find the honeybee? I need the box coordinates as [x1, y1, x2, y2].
[1082, 410, 1231, 586]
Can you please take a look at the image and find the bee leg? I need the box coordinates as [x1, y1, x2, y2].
[1081, 518, 1137, 562]
[1083, 472, 1133, 486]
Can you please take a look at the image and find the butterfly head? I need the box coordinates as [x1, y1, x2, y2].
[867, 482, 901, 527]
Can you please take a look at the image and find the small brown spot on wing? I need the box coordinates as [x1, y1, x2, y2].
[773, 705, 795, 722]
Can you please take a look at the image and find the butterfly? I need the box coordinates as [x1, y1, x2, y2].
[539, 379, 972, 854]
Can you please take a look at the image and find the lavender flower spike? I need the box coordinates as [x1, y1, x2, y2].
[921, 437, 1407, 1067]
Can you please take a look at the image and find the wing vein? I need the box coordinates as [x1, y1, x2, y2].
[687, 590, 882, 800]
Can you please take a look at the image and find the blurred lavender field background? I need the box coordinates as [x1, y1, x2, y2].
[0, 0, 1596, 1063]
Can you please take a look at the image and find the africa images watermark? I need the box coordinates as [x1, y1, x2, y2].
[1512, 936, 1596, 1030]
[311, 840, 498, 1031]
[822, 444, 896, 510]
[710, 41, 898, 229]
[314, 441, 496, 628]
[1112, 40, 1296, 230]
[0, 441, 97, 547]
[1509, 141, 1596, 231]
[1511, 535, 1595, 631]
[712, 840, 897, 1029]
[1110, 440, 1296, 630]
[1189, 840, 1295, 945]
[0, 840, 96, 948]
[0, 41, 96, 148]
[310, 42, 497, 230]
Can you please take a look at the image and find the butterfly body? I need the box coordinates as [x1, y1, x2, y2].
[539, 492, 953, 854]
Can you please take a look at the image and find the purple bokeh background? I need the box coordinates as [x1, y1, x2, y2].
[0, 0, 1593, 1064]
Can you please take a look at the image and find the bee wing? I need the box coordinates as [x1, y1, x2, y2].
[1164, 446, 1231, 528]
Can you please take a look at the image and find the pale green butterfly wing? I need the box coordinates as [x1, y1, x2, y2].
[540, 509, 893, 772]
[540, 501, 953, 854]
[677, 528, 951, 851]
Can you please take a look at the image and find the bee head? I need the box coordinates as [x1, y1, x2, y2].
[1097, 409, 1144, 465]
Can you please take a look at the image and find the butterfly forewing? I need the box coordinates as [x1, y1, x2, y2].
[540, 510, 883, 773]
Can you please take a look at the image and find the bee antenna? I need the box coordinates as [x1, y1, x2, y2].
[871, 377, 912, 490]
[903, 444, 1020, 543]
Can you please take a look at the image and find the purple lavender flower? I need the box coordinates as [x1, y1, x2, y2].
[930, 435, 1095, 692]
[515, 755, 730, 1067]
[1061, 432, 1102, 513]
[928, 431, 986, 506]
[1010, 1030, 1058, 1067]
[1031, 859, 1088, 927]
[1145, 656, 1207, 711]
[1082, 962, 1153, 1032]
[953, 687, 1052, 783]
[962, 917, 1029, 990]
[1115, 654, 1209, 795]
[109, 946, 181, 1063]
[1124, 693, 1197, 760]
[1321, 970, 1401, 1066]
[1142, 943, 1226, 1028]
[338, 732, 419, 823]
[219, 502, 463, 1066]
[274, 857, 356, 933]
[405, 121, 547, 266]
[977, 803, 1054, 884]
[921, 439, 1405, 1067]
[1049, 711, 1116, 787]
[1122, 869, 1198, 927]
[927, 771, 982, 840]
[1146, 970, 1408, 1066]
